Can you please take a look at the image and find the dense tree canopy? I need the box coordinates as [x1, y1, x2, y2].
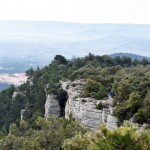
[0, 53, 149, 143]
[0, 116, 86, 150]
[63, 122, 150, 150]
[0, 53, 150, 149]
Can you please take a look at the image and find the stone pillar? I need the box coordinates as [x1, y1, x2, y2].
[21, 109, 26, 121]
[45, 94, 61, 119]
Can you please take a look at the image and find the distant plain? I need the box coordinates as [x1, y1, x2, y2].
[0, 21, 150, 90]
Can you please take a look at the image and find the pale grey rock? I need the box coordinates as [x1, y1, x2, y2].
[106, 115, 118, 129]
[60, 79, 118, 130]
[44, 84, 49, 91]
[21, 109, 26, 121]
[45, 94, 60, 118]
[142, 123, 150, 128]
[12, 91, 23, 99]
[29, 78, 34, 86]
[129, 117, 134, 122]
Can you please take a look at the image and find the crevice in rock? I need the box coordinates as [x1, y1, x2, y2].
[57, 89, 68, 117]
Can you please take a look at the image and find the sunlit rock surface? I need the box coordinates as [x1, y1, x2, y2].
[60, 79, 118, 130]
[45, 94, 60, 118]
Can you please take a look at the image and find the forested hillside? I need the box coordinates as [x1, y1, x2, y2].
[0, 54, 150, 131]
[0, 53, 150, 149]
[110, 52, 150, 60]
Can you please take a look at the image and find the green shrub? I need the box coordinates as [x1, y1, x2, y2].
[0, 116, 86, 150]
[95, 102, 103, 110]
[134, 108, 147, 123]
[83, 78, 107, 99]
[47, 88, 58, 95]
[63, 123, 150, 150]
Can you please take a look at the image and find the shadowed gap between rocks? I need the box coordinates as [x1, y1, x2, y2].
[57, 89, 68, 117]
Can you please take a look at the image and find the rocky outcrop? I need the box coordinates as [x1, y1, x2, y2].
[12, 91, 23, 99]
[60, 79, 118, 130]
[21, 109, 26, 121]
[12, 91, 26, 121]
[45, 94, 61, 118]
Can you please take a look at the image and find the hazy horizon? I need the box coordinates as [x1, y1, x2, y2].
[0, 20, 150, 90]
[0, 0, 150, 24]
[0, 21, 150, 57]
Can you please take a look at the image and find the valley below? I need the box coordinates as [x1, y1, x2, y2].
[0, 73, 27, 86]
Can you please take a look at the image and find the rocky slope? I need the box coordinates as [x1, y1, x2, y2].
[44, 79, 118, 130]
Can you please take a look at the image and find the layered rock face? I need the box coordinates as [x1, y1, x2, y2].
[45, 94, 61, 118]
[60, 79, 118, 130]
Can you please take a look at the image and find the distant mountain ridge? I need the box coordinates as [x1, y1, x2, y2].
[0, 21, 150, 74]
[110, 53, 150, 60]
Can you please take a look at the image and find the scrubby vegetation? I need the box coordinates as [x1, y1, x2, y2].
[0, 53, 150, 149]
[63, 122, 150, 150]
[1, 54, 150, 129]
[0, 116, 86, 150]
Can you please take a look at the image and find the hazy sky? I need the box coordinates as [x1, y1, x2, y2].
[0, 0, 150, 24]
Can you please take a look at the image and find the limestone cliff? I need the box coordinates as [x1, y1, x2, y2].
[60, 79, 118, 130]
[45, 94, 61, 118]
